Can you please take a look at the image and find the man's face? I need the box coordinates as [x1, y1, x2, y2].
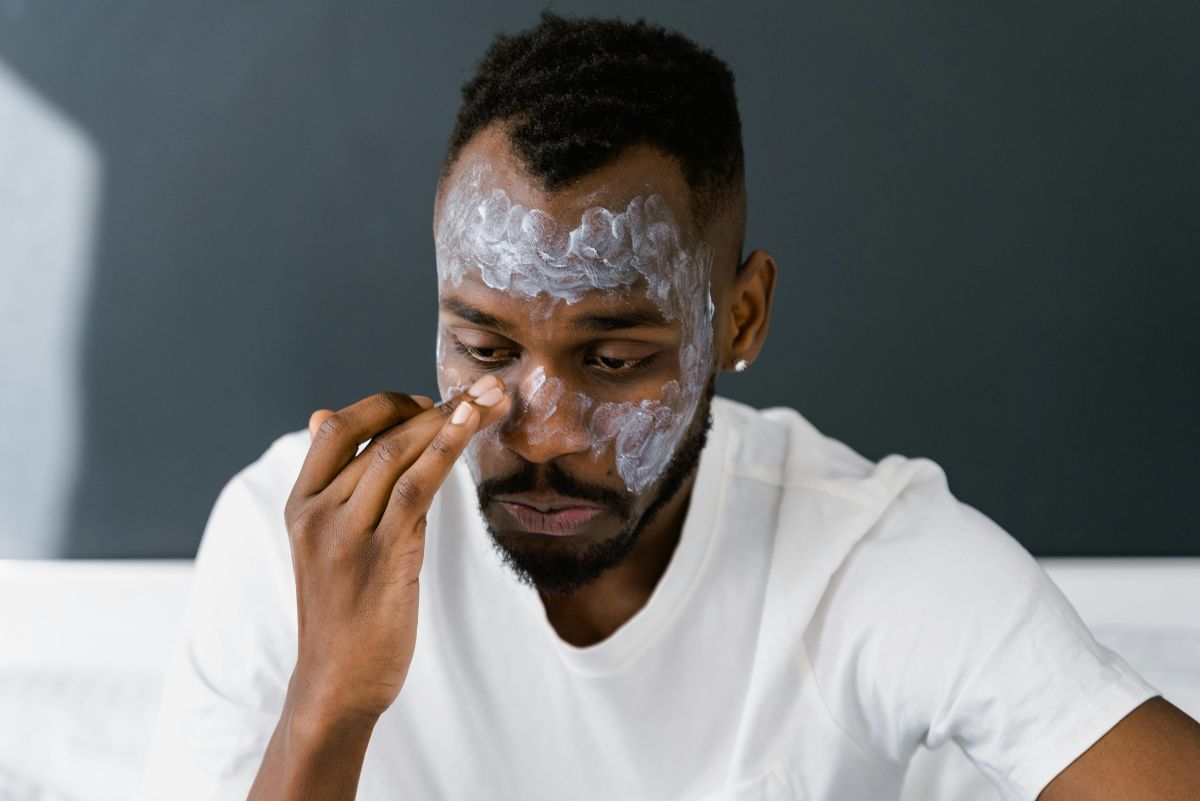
[432, 135, 719, 596]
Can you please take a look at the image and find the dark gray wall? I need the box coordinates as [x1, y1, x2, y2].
[1, 0, 1196, 558]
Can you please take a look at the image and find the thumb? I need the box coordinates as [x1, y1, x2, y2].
[308, 409, 335, 441]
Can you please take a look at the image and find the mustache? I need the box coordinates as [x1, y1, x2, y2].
[477, 459, 631, 517]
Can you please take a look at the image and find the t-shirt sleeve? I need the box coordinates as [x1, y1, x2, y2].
[803, 462, 1160, 801]
[139, 434, 302, 801]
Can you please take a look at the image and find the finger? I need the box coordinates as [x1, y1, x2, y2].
[349, 381, 511, 528]
[309, 409, 335, 441]
[320, 402, 457, 505]
[310, 395, 431, 462]
[329, 377, 507, 506]
[292, 392, 430, 499]
[372, 392, 509, 536]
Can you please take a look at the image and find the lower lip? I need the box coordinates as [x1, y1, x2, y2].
[498, 502, 604, 535]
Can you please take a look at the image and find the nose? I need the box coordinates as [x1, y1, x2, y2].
[500, 367, 592, 464]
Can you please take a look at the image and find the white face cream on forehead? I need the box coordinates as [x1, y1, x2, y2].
[434, 157, 716, 494]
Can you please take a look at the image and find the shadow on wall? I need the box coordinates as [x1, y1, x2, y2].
[0, 4, 451, 558]
[0, 59, 100, 558]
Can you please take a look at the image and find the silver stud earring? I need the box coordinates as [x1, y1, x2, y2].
[733, 358, 750, 373]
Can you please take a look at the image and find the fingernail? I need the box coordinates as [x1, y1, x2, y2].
[451, 401, 473, 425]
[473, 387, 505, 407]
[467, 375, 499, 398]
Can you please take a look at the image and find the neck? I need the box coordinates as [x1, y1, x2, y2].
[538, 469, 698, 647]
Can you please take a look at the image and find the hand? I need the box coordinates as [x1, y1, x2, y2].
[282, 378, 510, 728]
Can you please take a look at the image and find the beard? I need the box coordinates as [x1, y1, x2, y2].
[474, 375, 717, 598]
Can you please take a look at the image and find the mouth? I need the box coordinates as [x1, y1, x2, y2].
[493, 495, 606, 536]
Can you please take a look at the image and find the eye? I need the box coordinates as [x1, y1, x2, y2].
[586, 354, 658, 374]
[452, 340, 516, 367]
[448, 331, 661, 379]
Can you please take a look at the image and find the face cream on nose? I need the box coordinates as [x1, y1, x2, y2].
[434, 157, 717, 493]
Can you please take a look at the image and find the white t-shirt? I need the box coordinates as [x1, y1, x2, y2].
[141, 396, 1158, 801]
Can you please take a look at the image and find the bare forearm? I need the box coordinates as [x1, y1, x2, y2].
[1038, 697, 1200, 800]
[246, 690, 377, 801]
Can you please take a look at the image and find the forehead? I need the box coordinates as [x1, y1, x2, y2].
[435, 136, 713, 311]
[433, 124, 699, 240]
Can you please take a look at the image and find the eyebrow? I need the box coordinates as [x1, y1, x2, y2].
[440, 297, 514, 334]
[575, 308, 672, 332]
[440, 297, 674, 334]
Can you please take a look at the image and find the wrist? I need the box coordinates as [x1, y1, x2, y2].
[248, 684, 377, 799]
[285, 673, 382, 743]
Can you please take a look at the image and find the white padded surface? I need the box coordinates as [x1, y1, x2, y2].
[0, 560, 193, 801]
[0, 558, 1197, 801]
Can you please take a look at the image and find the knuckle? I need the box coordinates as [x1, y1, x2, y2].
[315, 414, 346, 443]
[373, 438, 402, 464]
[370, 391, 413, 416]
[390, 543, 425, 580]
[371, 431, 411, 467]
[283, 495, 302, 525]
[288, 502, 325, 538]
[391, 477, 423, 507]
[434, 400, 458, 422]
[427, 433, 456, 458]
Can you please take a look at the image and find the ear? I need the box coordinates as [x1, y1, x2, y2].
[723, 249, 777, 371]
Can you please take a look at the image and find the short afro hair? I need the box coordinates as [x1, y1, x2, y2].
[441, 11, 745, 234]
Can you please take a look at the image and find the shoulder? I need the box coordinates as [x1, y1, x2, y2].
[190, 427, 309, 612]
[713, 397, 1029, 577]
[196, 427, 310, 551]
[815, 454, 1041, 624]
[713, 396, 880, 487]
[807, 469, 1052, 704]
[182, 426, 309, 671]
[793, 437, 1145, 772]
[715, 398, 1062, 758]
[144, 430, 308, 793]
[218, 427, 311, 513]
[713, 397, 950, 517]
[715, 398, 1045, 654]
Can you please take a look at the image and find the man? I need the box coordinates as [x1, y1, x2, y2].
[143, 12, 1200, 801]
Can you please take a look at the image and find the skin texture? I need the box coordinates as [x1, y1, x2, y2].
[430, 122, 773, 643]
[434, 156, 718, 497]
[1036, 696, 1200, 800]
[248, 122, 1200, 800]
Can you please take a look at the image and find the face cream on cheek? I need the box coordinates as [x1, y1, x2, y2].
[444, 374, 687, 495]
[586, 380, 686, 493]
[434, 157, 716, 493]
